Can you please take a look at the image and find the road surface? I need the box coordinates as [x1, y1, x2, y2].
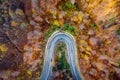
[40, 31, 84, 80]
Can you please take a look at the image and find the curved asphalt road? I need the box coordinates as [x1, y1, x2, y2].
[30, 1, 84, 79]
[40, 31, 84, 80]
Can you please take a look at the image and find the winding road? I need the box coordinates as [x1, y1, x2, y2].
[40, 31, 84, 80]
[30, 1, 84, 79]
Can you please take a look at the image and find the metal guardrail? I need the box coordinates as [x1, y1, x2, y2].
[40, 31, 84, 80]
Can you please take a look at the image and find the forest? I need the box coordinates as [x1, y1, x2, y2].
[0, 0, 120, 80]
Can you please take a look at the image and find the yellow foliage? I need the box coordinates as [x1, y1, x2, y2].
[105, 0, 116, 14]
[86, 46, 92, 51]
[0, 44, 8, 53]
[82, 54, 89, 60]
[59, 19, 64, 26]
[9, 9, 14, 17]
[78, 13, 83, 21]
[79, 45, 83, 48]
[32, 8, 36, 14]
[84, 55, 89, 60]
[108, 0, 116, 7]
[52, 11, 57, 15]
[88, 0, 96, 4]
[86, 51, 91, 56]
[106, 40, 111, 44]
[113, 25, 119, 30]
[27, 70, 32, 75]
[49, 8, 57, 15]
[72, 16, 79, 22]
[11, 21, 19, 27]
[80, 40, 87, 44]
[53, 20, 60, 26]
